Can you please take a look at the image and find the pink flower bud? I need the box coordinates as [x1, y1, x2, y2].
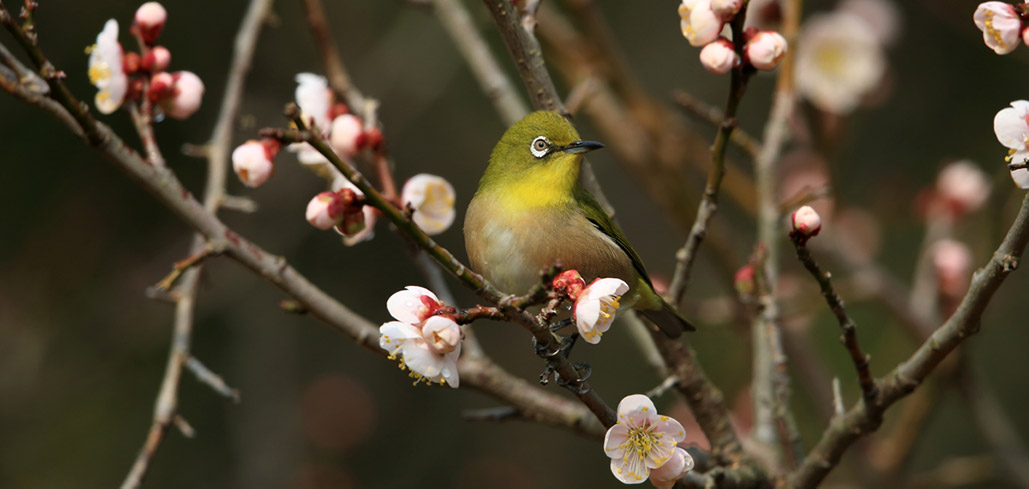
[133, 2, 167, 45]
[422, 316, 462, 354]
[148, 72, 174, 103]
[710, 0, 742, 20]
[936, 160, 991, 216]
[932, 239, 972, 300]
[734, 264, 756, 296]
[336, 207, 367, 236]
[699, 37, 738, 74]
[974, 2, 1022, 55]
[232, 140, 278, 187]
[306, 192, 346, 230]
[122, 52, 141, 75]
[745, 29, 788, 70]
[364, 127, 385, 152]
[142, 46, 171, 72]
[791, 205, 822, 238]
[1023, 26, 1029, 47]
[553, 269, 587, 300]
[330, 114, 365, 158]
[164, 71, 204, 120]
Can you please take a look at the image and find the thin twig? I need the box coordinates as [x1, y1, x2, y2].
[788, 193, 1029, 488]
[790, 239, 877, 401]
[673, 89, 761, 160]
[666, 12, 754, 306]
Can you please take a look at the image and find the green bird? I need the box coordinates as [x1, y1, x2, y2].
[464, 111, 694, 337]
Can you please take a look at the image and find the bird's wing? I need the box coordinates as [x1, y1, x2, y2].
[573, 186, 655, 288]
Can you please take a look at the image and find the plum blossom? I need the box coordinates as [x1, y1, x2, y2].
[710, 0, 742, 21]
[552, 270, 587, 299]
[401, 174, 456, 235]
[679, 0, 723, 47]
[973, 2, 1022, 55]
[379, 287, 461, 387]
[142, 46, 171, 72]
[87, 20, 128, 114]
[162, 71, 204, 120]
[604, 394, 691, 485]
[291, 73, 334, 165]
[232, 139, 279, 187]
[795, 11, 885, 114]
[305, 191, 346, 230]
[699, 38, 738, 74]
[840, 0, 901, 46]
[993, 100, 1029, 188]
[573, 278, 629, 344]
[932, 240, 973, 300]
[330, 114, 366, 158]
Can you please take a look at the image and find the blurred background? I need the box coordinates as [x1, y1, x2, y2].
[2, 0, 1028, 487]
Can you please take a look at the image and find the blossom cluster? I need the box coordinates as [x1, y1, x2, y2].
[974, 2, 1029, 55]
[230, 73, 457, 244]
[378, 287, 463, 387]
[87, 2, 204, 119]
[679, 0, 787, 74]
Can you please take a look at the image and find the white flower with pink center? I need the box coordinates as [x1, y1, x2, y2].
[573, 278, 628, 344]
[679, 0, 723, 47]
[380, 287, 461, 387]
[401, 174, 456, 236]
[604, 394, 691, 485]
[993, 100, 1029, 188]
[974, 2, 1022, 55]
[87, 19, 128, 114]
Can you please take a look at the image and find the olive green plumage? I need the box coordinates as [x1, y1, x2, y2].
[463, 111, 694, 337]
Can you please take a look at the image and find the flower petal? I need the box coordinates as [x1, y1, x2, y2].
[994, 103, 1029, 149]
[603, 423, 630, 460]
[379, 321, 419, 354]
[386, 286, 439, 323]
[401, 341, 442, 378]
[1011, 167, 1029, 189]
[617, 394, 657, 424]
[649, 447, 695, 489]
[610, 454, 649, 485]
[654, 416, 687, 444]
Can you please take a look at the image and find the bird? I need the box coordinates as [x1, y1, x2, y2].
[464, 111, 694, 337]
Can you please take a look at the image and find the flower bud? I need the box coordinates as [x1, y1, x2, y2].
[932, 239, 972, 300]
[232, 139, 278, 187]
[974, 2, 1022, 55]
[336, 207, 367, 236]
[791, 205, 822, 239]
[306, 192, 346, 230]
[142, 46, 171, 72]
[710, 0, 742, 20]
[122, 52, 141, 75]
[553, 269, 587, 300]
[422, 316, 462, 354]
[164, 71, 204, 120]
[328, 102, 350, 120]
[745, 29, 788, 70]
[936, 160, 990, 216]
[699, 37, 738, 74]
[148, 71, 174, 102]
[734, 264, 756, 297]
[364, 127, 385, 152]
[133, 2, 167, 45]
[330, 114, 365, 158]
[680, 0, 723, 47]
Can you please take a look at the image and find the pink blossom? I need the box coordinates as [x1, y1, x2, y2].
[305, 192, 346, 230]
[791, 205, 822, 238]
[710, 0, 742, 20]
[679, 0, 723, 47]
[993, 100, 1029, 188]
[163, 71, 204, 120]
[573, 278, 629, 344]
[142, 46, 171, 72]
[699, 37, 738, 74]
[745, 29, 788, 70]
[401, 174, 456, 235]
[330, 114, 366, 158]
[974, 2, 1022, 55]
[232, 139, 279, 188]
[932, 240, 972, 299]
[936, 161, 991, 215]
[133, 2, 167, 45]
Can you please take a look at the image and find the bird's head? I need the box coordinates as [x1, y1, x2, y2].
[480, 111, 604, 196]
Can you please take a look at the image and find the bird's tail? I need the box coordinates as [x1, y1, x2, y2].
[639, 299, 695, 338]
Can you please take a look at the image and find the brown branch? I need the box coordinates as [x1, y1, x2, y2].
[790, 239, 877, 401]
[788, 193, 1029, 488]
[673, 90, 761, 160]
[666, 12, 754, 305]
[432, 0, 528, 125]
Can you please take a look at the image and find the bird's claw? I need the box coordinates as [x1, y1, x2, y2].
[557, 362, 593, 395]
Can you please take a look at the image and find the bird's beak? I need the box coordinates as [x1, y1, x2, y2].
[560, 140, 605, 154]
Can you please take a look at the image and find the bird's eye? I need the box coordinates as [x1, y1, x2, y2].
[530, 136, 550, 158]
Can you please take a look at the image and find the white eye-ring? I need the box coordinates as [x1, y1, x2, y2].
[530, 136, 551, 158]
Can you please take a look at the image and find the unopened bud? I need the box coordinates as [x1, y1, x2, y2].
[122, 52, 141, 75]
[365, 127, 385, 152]
[699, 37, 738, 74]
[163, 71, 204, 120]
[148, 71, 174, 102]
[330, 114, 365, 158]
[734, 264, 756, 297]
[744, 28, 788, 70]
[932, 239, 972, 300]
[336, 206, 367, 236]
[791, 205, 822, 239]
[232, 140, 276, 187]
[328, 102, 350, 120]
[142, 46, 171, 72]
[553, 269, 587, 300]
[710, 0, 742, 20]
[306, 192, 346, 230]
[133, 2, 167, 45]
